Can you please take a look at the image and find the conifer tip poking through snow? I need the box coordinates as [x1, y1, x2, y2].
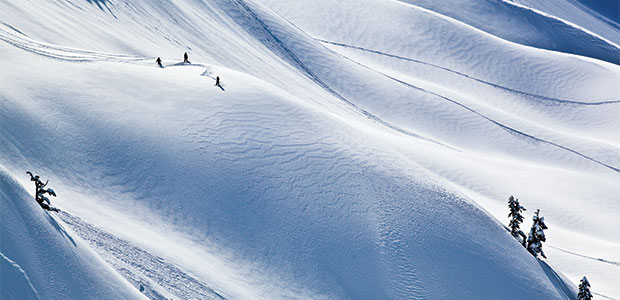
[508, 195, 527, 247]
[26, 171, 60, 212]
[578, 276, 593, 300]
[526, 209, 547, 258]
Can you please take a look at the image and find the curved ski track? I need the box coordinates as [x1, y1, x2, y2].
[547, 245, 620, 268]
[2, 9, 619, 175]
[3, 3, 620, 299]
[223, 0, 458, 151]
[316, 39, 620, 106]
[2, 17, 618, 174]
[0, 25, 147, 63]
[218, 1, 620, 173]
[0, 21, 455, 152]
[318, 38, 620, 173]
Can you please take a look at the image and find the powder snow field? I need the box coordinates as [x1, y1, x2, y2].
[0, 0, 618, 299]
[0, 168, 146, 299]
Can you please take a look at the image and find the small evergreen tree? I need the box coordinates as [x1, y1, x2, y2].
[526, 209, 547, 258]
[26, 171, 60, 212]
[508, 195, 527, 246]
[577, 276, 593, 300]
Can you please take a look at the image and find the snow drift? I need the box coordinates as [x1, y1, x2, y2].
[1, 0, 618, 299]
[0, 167, 145, 299]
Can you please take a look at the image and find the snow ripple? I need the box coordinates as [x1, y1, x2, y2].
[317, 39, 620, 105]
[58, 212, 227, 300]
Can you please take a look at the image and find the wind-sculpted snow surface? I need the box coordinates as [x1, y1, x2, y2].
[58, 212, 227, 300]
[0, 0, 619, 298]
[0, 168, 145, 300]
[396, 0, 620, 65]
[512, 0, 620, 45]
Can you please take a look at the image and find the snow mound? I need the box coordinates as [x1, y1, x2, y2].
[513, 0, 620, 45]
[0, 167, 145, 300]
[1, 0, 618, 298]
[396, 0, 620, 65]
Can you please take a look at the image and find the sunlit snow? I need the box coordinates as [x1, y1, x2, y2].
[1, 0, 618, 299]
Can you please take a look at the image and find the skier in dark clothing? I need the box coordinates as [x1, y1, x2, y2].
[214, 76, 224, 91]
[183, 52, 189, 63]
[156, 57, 163, 68]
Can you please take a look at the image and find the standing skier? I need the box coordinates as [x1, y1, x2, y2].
[156, 57, 163, 68]
[183, 52, 189, 63]
[215, 76, 220, 87]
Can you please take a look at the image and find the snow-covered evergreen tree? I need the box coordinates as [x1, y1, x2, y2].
[577, 276, 593, 300]
[508, 195, 527, 246]
[27, 171, 60, 212]
[526, 209, 547, 258]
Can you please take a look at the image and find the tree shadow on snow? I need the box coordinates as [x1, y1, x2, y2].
[85, 0, 117, 19]
[538, 260, 577, 300]
[45, 212, 77, 248]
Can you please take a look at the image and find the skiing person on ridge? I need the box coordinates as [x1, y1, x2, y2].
[183, 52, 189, 63]
[215, 76, 220, 87]
[156, 57, 163, 67]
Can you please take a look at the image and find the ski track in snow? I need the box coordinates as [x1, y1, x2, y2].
[0, 25, 147, 63]
[224, 0, 460, 152]
[321, 41, 620, 173]
[2, 1, 619, 297]
[219, 1, 620, 173]
[0, 19, 455, 153]
[4, 17, 617, 174]
[56, 212, 227, 300]
[316, 39, 620, 105]
[0, 252, 42, 300]
[547, 245, 620, 268]
[593, 292, 619, 300]
[0, 23, 219, 86]
[379, 71, 620, 173]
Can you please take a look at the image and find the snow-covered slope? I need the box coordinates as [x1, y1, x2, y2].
[513, 0, 620, 45]
[395, 0, 620, 65]
[0, 167, 145, 299]
[1, 0, 618, 299]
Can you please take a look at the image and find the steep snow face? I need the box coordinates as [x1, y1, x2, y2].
[1, 0, 619, 299]
[397, 0, 620, 64]
[513, 0, 620, 45]
[0, 168, 145, 300]
[0, 42, 567, 299]
[260, 0, 620, 296]
[574, 0, 619, 23]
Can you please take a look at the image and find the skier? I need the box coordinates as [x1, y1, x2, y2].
[183, 52, 189, 63]
[214, 76, 225, 91]
[156, 57, 163, 68]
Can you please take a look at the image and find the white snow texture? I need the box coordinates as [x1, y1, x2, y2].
[0, 0, 618, 299]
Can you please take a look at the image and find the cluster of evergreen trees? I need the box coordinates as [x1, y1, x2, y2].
[22, 173, 599, 298]
[26, 171, 60, 212]
[507, 195, 594, 299]
[507, 195, 548, 258]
